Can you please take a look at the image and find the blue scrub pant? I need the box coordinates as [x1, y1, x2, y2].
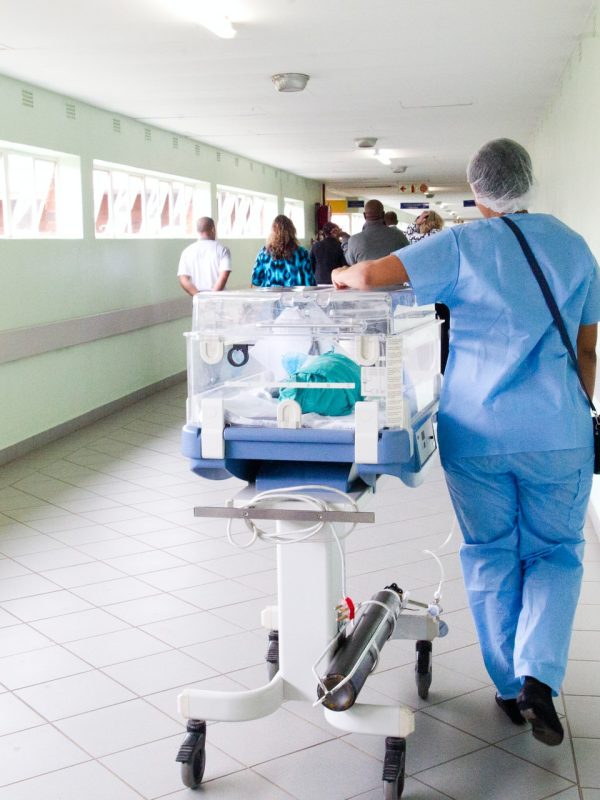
[441, 447, 593, 698]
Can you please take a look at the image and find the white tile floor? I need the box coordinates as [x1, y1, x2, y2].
[0, 382, 599, 799]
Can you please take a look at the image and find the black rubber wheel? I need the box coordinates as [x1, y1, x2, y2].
[382, 737, 405, 799]
[416, 670, 432, 700]
[181, 746, 206, 790]
[266, 630, 279, 680]
[415, 640, 432, 700]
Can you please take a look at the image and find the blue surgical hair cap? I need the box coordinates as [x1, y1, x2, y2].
[467, 138, 533, 214]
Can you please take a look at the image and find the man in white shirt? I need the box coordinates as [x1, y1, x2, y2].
[177, 217, 232, 295]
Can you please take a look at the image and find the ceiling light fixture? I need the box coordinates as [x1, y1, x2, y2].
[271, 73, 310, 92]
[354, 137, 377, 149]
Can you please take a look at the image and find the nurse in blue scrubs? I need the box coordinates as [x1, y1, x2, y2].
[332, 139, 600, 746]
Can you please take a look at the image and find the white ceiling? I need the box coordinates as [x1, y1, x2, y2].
[0, 0, 594, 220]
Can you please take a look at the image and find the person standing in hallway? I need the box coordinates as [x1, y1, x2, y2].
[345, 199, 409, 264]
[332, 138, 600, 747]
[406, 209, 450, 373]
[178, 217, 232, 295]
[251, 215, 315, 288]
[384, 210, 399, 227]
[405, 209, 445, 243]
[310, 222, 347, 284]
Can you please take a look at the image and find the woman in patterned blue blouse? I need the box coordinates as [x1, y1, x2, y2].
[251, 215, 316, 287]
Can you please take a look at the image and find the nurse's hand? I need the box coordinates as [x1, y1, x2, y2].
[332, 267, 351, 289]
[332, 255, 408, 291]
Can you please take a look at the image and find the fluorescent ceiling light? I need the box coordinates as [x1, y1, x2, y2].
[170, 1, 237, 38]
[202, 16, 236, 38]
[373, 150, 391, 166]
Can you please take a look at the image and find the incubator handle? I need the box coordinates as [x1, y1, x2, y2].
[199, 338, 224, 365]
[277, 399, 302, 429]
[354, 335, 379, 366]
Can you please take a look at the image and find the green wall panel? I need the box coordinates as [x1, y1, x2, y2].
[0, 72, 322, 453]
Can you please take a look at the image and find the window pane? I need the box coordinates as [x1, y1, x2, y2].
[144, 177, 161, 235]
[7, 153, 34, 234]
[217, 187, 277, 238]
[350, 213, 364, 235]
[0, 144, 81, 239]
[237, 194, 252, 236]
[159, 181, 170, 231]
[217, 189, 235, 237]
[129, 175, 143, 234]
[93, 161, 209, 239]
[331, 213, 350, 232]
[35, 159, 57, 234]
[93, 170, 111, 235]
[171, 181, 185, 233]
[183, 185, 194, 235]
[193, 186, 211, 226]
[111, 171, 130, 235]
[284, 198, 305, 238]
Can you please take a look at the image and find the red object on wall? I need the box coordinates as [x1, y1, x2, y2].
[315, 203, 331, 230]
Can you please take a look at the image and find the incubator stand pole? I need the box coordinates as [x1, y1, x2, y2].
[275, 516, 342, 700]
[176, 491, 415, 792]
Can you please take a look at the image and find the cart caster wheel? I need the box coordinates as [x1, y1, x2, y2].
[266, 629, 279, 680]
[383, 736, 406, 799]
[415, 640, 432, 700]
[176, 720, 206, 789]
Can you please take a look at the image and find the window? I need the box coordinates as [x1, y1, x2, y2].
[216, 185, 278, 238]
[331, 213, 365, 236]
[284, 197, 305, 238]
[0, 141, 82, 238]
[93, 161, 210, 238]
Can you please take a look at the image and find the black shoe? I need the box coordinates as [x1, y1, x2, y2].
[495, 693, 526, 726]
[517, 676, 564, 746]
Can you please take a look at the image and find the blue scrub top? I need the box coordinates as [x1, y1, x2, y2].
[398, 213, 600, 458]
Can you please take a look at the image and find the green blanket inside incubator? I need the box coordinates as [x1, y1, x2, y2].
[279, 352, 363, 416]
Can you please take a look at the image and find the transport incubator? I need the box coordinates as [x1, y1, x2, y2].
[176, 286, 448, 799]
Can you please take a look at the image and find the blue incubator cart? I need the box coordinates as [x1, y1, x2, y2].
[176, 287, 448, 800]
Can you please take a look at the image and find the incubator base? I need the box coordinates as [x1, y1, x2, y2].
[175, 488, 445, 799]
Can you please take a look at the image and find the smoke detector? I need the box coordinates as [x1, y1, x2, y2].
[271, 73, 310, 92]
[354, 137, 377, 149]
[391, 164, 407, 174]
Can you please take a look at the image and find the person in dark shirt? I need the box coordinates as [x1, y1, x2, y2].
[309, 222, 347, 284]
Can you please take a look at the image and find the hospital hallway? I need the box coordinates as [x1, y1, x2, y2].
[0, 383, 597, 800]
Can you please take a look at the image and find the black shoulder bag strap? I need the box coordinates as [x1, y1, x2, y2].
[501, 215, 600, 469]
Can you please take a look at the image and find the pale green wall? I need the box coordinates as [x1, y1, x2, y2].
[0, 73, 321, 451]
[529, 5, 600, 259]
[528, 2, 600, 531]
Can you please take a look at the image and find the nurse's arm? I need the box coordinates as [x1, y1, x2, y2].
[577, 323, 598, 399]
[331, 254, 408, 290]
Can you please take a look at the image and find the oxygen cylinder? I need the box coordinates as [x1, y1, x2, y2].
[317, 585, 403, 711]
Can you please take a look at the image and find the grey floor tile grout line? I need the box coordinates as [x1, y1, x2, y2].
[561, 687, 586, 800]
